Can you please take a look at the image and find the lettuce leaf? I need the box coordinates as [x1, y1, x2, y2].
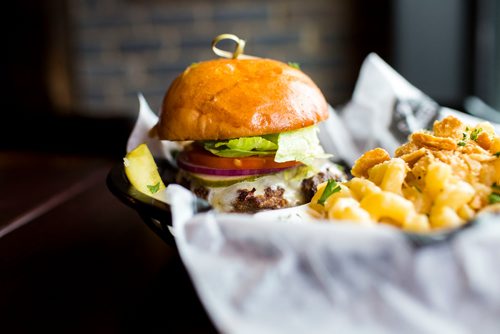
[203, 136, 278, 157]
[202, 126, 331, 164]
[275, 126, 331, 165]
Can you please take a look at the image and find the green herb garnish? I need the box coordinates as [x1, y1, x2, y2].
[188, 62, 200, 70]
[494, 152, 500, 158]
[147, 182, 161, 194]
[288, 62, 301, 70]
[336, 164, 346, 173]
[470, 128, 482, 141]
[318, 180, 341, 206]
[489, 183, 500, 204]
[488, 192, 500, 204]
[457, 133, 467, 146]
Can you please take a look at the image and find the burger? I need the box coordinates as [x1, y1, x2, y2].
[153, 57, 345, 213]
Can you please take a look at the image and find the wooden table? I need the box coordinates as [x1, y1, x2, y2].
[0, 151, 217, 333]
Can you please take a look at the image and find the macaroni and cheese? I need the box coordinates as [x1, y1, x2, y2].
[310, 116, 500, 232]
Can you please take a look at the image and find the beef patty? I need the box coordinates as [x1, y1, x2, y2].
[177, 166, 345, 213]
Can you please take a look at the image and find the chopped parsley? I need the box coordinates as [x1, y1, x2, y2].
[488, 192, 500, 204]
[489, 183, 500, 204]
[494, 152, 500, 158]
[147, 182, 161, 194]
[336, 164, 346, 173]
[470, 128, 482, 141]
[188, 62, 200, 69]
[288, 62, 301, 70]
[457, 132, 468, 146]
[318, 180, 341, 206]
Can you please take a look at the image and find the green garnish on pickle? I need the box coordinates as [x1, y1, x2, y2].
[147, 182, 161, 194]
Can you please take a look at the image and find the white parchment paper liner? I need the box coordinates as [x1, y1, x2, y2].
[129, 53, 500, 333]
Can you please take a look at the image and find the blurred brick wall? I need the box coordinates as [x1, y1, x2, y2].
[70, 0, 361, 117]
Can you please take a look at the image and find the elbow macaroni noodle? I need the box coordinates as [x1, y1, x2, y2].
[310, 116, 500, 232]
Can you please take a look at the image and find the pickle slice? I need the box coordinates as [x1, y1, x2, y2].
[189, 173, 259, 187]
[124, 144, 166, 196]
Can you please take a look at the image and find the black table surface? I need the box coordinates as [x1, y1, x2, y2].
[0, 151, 217, 333]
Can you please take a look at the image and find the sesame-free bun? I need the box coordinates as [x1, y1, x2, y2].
[156, 58, 329, 141]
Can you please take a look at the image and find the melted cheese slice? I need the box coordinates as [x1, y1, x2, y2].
[200, 160, 344, 212]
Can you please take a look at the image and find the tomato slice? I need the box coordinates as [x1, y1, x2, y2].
[180, 144, 301, 170]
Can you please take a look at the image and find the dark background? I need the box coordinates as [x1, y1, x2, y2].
[1, 0, 498, 333]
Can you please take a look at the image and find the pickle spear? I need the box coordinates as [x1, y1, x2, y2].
[123, 144, 166, 196]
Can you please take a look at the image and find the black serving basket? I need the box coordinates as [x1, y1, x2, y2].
[106, 160, 211, 246]
[107, 161, 490, 248]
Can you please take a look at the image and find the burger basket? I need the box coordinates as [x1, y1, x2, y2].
[107, 157, 489, 247]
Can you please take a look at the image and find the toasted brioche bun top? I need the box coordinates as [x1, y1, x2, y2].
[156, 58, 329, 141]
